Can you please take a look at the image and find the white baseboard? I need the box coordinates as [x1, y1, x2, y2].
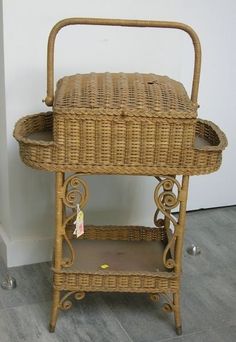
[0, 224, 53, 267]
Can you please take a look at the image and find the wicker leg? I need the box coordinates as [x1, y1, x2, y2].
[154, 175, 189, 335]
[173, 175, 189, 336]
[49, 288, 60, 332]
[173, 291, 182, 335]
[173, 176, 189, 336]
[49, 172, 64, 332]
[49, 172, 89, 331]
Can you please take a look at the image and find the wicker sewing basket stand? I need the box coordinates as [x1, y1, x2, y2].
[14, 18, 227, 335]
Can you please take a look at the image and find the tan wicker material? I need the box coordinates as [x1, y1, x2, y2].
[13, 17, 228, 336]
[14, 112, 227, 175]
[53, 225, 177, 292]
[47, 172, 189, 334]
[53, 271, 179, 293]
[54, 73, 197, 117]
[52, 72, 199, 170]
[44, 18, 201, 107]
[13, 17, 227, 175]
[67, 225, 168, 241]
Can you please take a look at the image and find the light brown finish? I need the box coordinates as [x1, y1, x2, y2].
[54, 73, 197, 117]
[13, 17, 227, 336]
[48, 173, 189, 333]
[13, 112, 227, 175]
[13, 18, 227, 176]
[62, 239, 168, 273]
[49, 172, 64, 331]
[45, 18, 201, 106]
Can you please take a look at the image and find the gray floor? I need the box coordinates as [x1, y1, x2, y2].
[0, 207, 236, 342]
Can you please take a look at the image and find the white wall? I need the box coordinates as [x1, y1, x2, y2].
[0, 0, 11, 262]
[0, 0, 235, 266]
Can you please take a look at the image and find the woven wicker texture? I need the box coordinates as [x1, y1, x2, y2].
[67, 225, 168, 241]
[51, 72, 200, 173]
[14, 112, 227, 175]
[13, 17, 228, 335]
[53, 225, 178, 293]
[13, 18, 227, 176]
[54, 73, 197, 118]
[53, 272, 178, 293]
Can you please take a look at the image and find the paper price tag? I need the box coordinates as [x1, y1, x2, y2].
[73, 205, 84, 238]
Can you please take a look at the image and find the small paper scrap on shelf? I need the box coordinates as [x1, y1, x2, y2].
[73, 204, 84, 238]
[100, 264, 109, 269]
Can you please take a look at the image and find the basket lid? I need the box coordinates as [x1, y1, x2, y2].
[53, 72, 197, 118]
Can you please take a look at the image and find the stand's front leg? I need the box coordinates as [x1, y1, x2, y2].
[49, 172, 88, 332]
[153, 175, 189, 335]
[49, 172, 64, 332]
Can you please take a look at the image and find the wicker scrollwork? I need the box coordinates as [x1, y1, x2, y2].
[149, 293, 161, 302]
[62, 174, 88, 209]
[154, 176, 181, 270]
[60, 174, 89, 267]
[154, 176, 180, 223]
[154, 210, 165, 228]
[61, 233, 75, 268]
[59, 291, 85, 311]
[149, 292, 174, 313]
[162, 302, 174, 313]
[161, 293, 175, 313]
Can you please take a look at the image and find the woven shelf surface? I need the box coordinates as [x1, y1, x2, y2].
[54, 73, 197, 118]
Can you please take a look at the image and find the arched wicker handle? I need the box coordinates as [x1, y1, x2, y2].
[44, 18, 201, 106]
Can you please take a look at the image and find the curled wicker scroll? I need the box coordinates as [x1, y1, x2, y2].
[61, 174, 89, 267]
[154, 176, 181, 270]
[59, 291, 85, 310]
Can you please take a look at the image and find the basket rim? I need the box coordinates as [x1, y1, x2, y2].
[13, 112, 226, 175]
[13, 112, 55, 147]
[13, 112, 227, 152]
[195, 119, 228, 152]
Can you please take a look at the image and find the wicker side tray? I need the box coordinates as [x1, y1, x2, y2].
[14, 112, 227, 175]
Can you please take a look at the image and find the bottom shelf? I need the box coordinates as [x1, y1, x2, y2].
[63, 239, 168, 273]
[53, 226, 178, 293]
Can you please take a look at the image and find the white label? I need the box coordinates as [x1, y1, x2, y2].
[73, 204, 84, 238]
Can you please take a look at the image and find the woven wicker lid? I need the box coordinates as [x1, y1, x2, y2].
[53, 72, 197, 118]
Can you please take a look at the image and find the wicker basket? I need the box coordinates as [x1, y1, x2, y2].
[13, 18, 227, 174]
[53, 73, 197, 165]
[13, 111, 227, 175]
